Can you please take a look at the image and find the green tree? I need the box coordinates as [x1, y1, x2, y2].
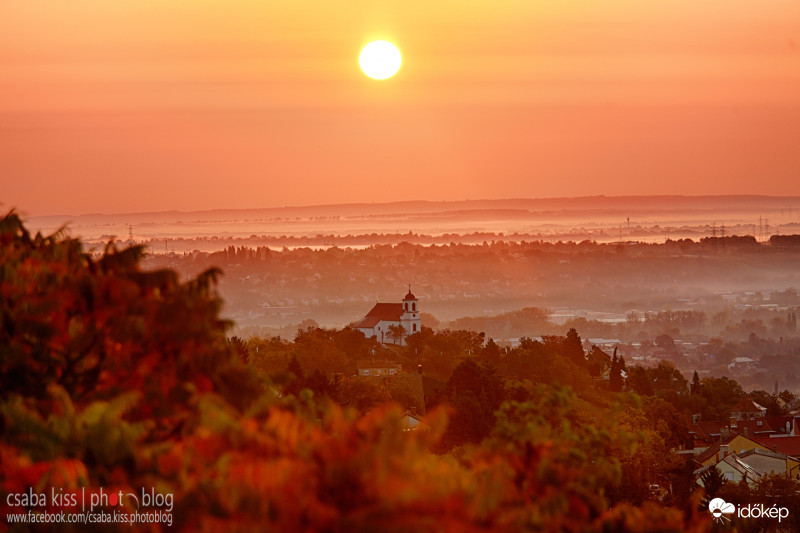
[609, 349, 623, 392]
[505, 338, 549, 382]
[542, 328, 586, 368]
[747, 474, 800, 531]
[444, 359, 505, 444]
[564, 327, 586, 366]
[285, 355, 305, 396]
[655, 333, 676, 352]
[480, 337, 501, 364]
[404, 325, 434, 356]
[292, 327, 350, 375]
[626, 365, 654, 396]
[386, 323, 406, 345]
[698, 376, 745, 419]
[0, 211, 260, 421]
[748, 389, 783, 416]
[587, 345, 611, 378]
[690, 370, 700, 395]
[649, 360, 688, 397]
[334, 376, 392, 414]
[699, 466, 726, 504]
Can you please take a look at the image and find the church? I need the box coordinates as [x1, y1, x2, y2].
[353, 288, 421, 345]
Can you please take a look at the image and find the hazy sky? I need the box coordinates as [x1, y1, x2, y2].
[2, 1, 799, 215]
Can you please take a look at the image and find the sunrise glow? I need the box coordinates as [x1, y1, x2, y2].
[4, 3, 800, 531]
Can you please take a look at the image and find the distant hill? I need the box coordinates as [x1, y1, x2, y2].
[23, 194, 800, 223]
[19, 195, 800, 243]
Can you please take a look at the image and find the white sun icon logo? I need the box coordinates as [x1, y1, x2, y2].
[708, 498, 735, 523]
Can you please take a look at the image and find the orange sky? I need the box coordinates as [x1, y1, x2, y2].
[2, 1, 799, 215]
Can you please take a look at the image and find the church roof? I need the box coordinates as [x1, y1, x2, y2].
[403, 290, 416, 301]
[353, 303, 403, 328]
[353, 316, 381, 328]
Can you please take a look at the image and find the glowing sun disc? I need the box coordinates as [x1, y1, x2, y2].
[359, 41, 401, 79]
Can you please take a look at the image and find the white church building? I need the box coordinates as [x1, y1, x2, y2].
[353, 289, 421, 345]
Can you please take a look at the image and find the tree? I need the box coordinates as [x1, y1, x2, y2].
[505, 338, 549, 382]
[452, 329, 485, 355]
[564, 328, 586, 366]
[334, 376, 392, 414]
[480, 338, 501, 363]
[748, 390, 784, 417]
[655, 334, 676, 352]
[649, 360, 688, 398]
[287, 355, 304, 381]
[404, 325, 434, 356]
[0, 211, 261, 419]
[690, 371, 700, 395]
[626, 365, 654, 396]
[291, 327, 350, 375]
[698, 376, 745, 419]
[611, 403, 685, 506]
[304, 369, 334, 399]
[779, 389, 797, 404]
[699, 467, 726, 504]
[540, 329, 586, 370]
[444, 360, 505, 444]
[587, 345, 611, 378]
[285, 355, 306, 396]
[609, 349, 623, 392]
[386, 324, 406, 345]
[748, 474, 800, 531]
[228, 336, 250, 364]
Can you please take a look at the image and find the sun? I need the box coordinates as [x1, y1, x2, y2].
[359, 41, 402, 80]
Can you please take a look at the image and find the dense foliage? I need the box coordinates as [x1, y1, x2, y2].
[0, 212, 716, 531]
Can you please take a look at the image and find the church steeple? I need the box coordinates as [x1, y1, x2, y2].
[402, 285, 417, 313]
[400, 286, 421, 335]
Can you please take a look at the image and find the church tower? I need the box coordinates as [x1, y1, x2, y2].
[400, 286, 421, 338]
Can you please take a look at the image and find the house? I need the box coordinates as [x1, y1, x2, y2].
[357, 360, 402, 377]
[695, 448, 800, 486]
[688, 418, 723, 453]
[763, 416, 797, 436]
[729, 418, 778, 440]
[688, 415, 800, 454]
[754, 435, 800, 460]
[698, 448, 797, 486]
[729, 398, 767, 420]
[728, 357, 757, 373]
[398, 410, 429, 432]
[693, 431, 800, 478]
[694, 431, 773, 468]
[702, 453, 762, 485]
[353, 289, 421, 345]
